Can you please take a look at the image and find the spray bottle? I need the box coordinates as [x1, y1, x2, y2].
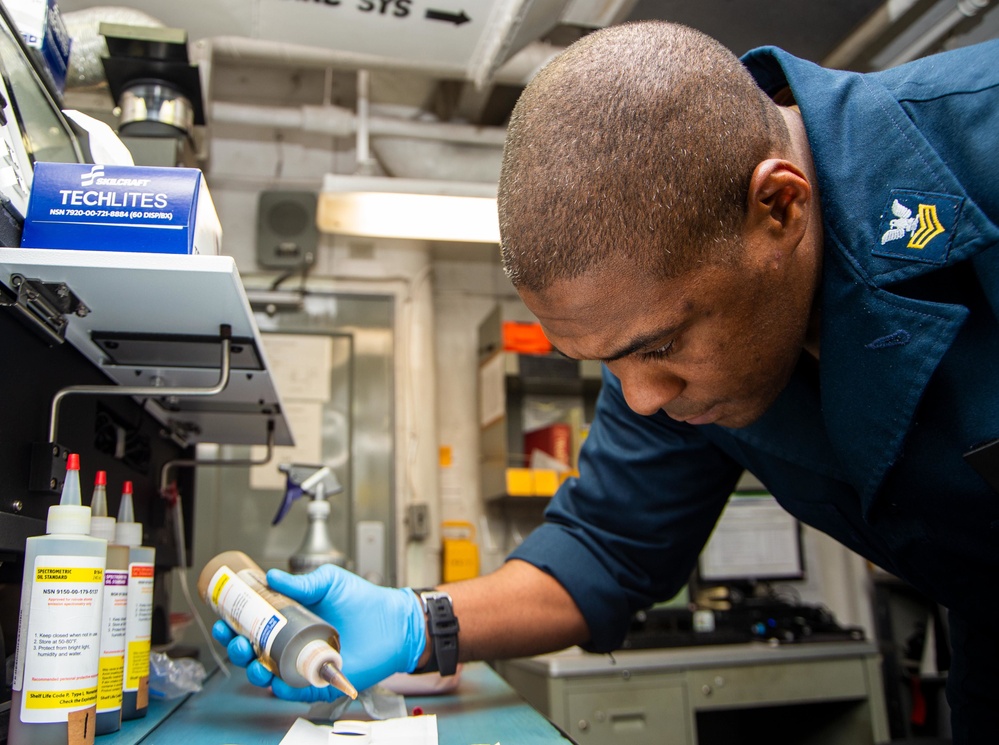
[272, 464, 347, 574]
[198, 550, 356, 699]
[7, 454, 107, 745]
[115, 482, 155, 720]
[88, 471, 128, 734]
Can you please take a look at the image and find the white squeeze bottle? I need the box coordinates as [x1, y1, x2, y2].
[115, 481, 155, 720]
[8, 453, 107, 745]
[89, 471, 128, 734]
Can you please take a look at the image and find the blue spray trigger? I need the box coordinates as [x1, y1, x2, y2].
[272, 475, 305, 525]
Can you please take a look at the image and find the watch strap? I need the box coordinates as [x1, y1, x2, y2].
[413, 588, 459, 676]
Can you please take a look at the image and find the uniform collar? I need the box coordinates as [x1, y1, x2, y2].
[742, 46, 996, 287]
[733, 47, 996, 514]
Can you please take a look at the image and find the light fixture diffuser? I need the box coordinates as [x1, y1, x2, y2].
[318, 175, 499, 243]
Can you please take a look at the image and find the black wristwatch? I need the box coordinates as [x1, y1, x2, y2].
[413, 588, 460, 676]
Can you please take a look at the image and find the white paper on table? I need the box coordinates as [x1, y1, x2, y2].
[278, 715, 438, 745]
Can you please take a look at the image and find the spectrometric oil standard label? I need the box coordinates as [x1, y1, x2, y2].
[206, 565, 288, 657]
[97, 569, 128, 713]
[15, 556, 104, 722]
[123, 562, 154, 694]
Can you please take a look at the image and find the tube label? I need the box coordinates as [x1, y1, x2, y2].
[97, 569, 128, 713]
[123, 562, 154, 694]
[17, 555, 105, 723]
[205, 565, 287, 658]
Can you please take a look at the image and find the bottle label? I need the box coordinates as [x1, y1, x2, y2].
[205, 564, 287, 658]
[17, 555, 105, 723]
[97, 569, 128, 713]
[123, 562, 154, 693]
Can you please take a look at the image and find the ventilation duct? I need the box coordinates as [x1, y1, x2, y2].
[58, 0, 636, 86]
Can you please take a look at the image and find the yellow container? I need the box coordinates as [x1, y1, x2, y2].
[441, 520, 479, 583]
[532, 469, 560, 496]
[505, 467, 534, 496]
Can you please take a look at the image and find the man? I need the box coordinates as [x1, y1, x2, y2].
[216, 22, 999, 741]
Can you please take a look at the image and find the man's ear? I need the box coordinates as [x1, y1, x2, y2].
[745, 158, 811, 242]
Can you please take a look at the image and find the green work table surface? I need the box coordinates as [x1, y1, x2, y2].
[99, 662, 572, 744]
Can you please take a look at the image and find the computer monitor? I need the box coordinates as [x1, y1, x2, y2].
[698, 493, 804, 584]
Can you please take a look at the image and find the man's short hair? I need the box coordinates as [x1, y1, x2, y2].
[498, 21, 791, 291]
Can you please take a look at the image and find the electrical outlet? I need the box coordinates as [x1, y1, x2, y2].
[406, 503, 429, 541]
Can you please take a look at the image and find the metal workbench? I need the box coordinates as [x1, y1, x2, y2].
[96, 662, 572, 744]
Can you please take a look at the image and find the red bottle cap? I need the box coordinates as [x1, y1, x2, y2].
[123, 481, 133, 494]
[95, 470, 107, 486]
[66, 453, 80, 471]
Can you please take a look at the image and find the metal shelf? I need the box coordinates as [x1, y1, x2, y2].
[0, 247, 293, 447]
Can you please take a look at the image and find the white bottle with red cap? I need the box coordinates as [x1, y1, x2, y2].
[89, 470, 128, 734]
[8, 453, 108, 745]
[115, 481, 155, 720]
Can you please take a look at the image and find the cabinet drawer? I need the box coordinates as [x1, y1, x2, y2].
[564, 678, 690, 745]
[688, 657, 868, 710]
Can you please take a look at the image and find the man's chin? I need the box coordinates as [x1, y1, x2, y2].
[696, 404, 767, 430]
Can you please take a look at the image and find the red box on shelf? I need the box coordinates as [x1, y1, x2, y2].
[524, 423, 572, 467]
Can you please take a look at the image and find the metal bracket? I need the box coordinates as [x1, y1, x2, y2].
[29, 442, 72, 492]
[159, 417, 276, 492]
[48, 324, 233, 444]
[0, 274, 90, 345]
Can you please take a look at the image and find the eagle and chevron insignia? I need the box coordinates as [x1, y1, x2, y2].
[880, 199, 944, 248]
[873, 189, 963, 265]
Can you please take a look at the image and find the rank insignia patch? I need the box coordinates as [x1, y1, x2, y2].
[873, 189, 963, 265]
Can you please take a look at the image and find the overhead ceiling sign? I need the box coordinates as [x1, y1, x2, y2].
[256, 0, 561, 84]
[57, 0, 570, 86]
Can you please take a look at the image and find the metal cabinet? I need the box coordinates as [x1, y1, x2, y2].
[497, 643, 891, 745]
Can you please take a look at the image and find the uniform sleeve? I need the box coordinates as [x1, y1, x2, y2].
[509, 365, 744, 651]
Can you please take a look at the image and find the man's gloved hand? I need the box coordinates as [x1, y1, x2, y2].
[211, 564, 427, 702]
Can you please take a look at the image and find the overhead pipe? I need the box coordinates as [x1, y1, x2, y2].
[204, 33, 562, 157]
[210, 100, 509, 146]
[822, 0, 922, 69]
[200, 35, 454, 77]
[491, 40, 564, 84]
[204, 35, 562, 88]
[824, 0, 995, 70]
[884, 0, 994, 66]
[355, 69, 376, 175]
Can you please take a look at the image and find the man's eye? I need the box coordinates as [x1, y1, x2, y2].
[638, 341, 675, 361]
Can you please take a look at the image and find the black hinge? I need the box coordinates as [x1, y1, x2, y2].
[0, 273, 90, 345]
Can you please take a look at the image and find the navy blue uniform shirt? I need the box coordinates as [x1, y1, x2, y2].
[510, 40, 999, 741]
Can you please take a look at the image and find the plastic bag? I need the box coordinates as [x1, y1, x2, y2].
[149, 651, 207, 699]
[305, 683, 408, 722]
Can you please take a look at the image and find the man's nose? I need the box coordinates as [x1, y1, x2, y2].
[611, 361, 685, 416]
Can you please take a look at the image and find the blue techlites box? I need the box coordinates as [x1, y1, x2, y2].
[21, 163, 222, 255]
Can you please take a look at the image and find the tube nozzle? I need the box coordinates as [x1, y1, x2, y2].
[319, 661, 358, 700]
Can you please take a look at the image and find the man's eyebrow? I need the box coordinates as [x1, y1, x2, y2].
[551, 325, 680, 363]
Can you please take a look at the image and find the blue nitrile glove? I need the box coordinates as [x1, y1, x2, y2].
[211, 564, 427, 702]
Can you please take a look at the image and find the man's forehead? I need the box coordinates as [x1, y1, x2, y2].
[520, 265, 694, 320]
[519, 272, 693, 360]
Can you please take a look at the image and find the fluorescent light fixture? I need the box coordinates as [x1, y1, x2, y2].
[318, 175, 499, 243]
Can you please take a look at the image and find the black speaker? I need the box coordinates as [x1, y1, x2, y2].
[256, 191, 319, 269]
